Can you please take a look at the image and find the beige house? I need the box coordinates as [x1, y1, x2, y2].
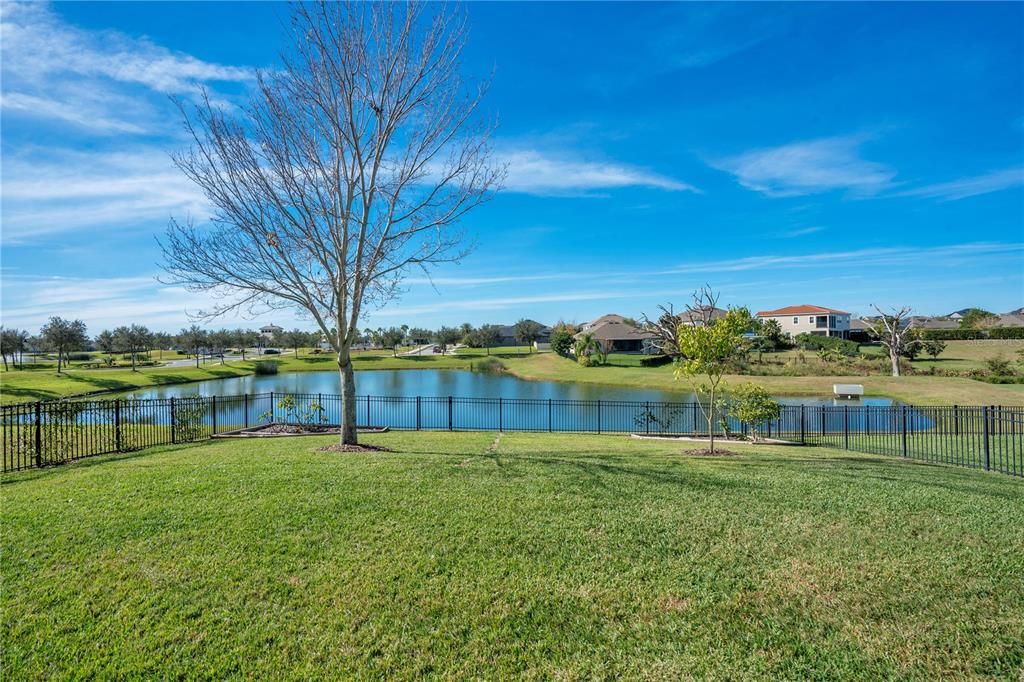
[578, 314, 656, 353]
[756, 305, 851, 338]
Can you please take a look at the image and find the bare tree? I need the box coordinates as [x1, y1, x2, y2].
[161, 3, 503, 444]
[866, 306, 919, 377]
[641, 303, 683, 357]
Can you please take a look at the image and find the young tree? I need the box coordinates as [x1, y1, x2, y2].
[573, 331, 599, 366]
[475, 324, 501, 355]
[1, 328, 29, 370]
[674, 289, 746, 454]
[729, 383, 781, 442]
[759, 318, 786, 350]
[160, 3, 502, 445]
[151, 332, 173, 361]
[513, 319, 543, 353]
[178, 325, 207, 368]
[113, 325, 152, 372]
[379, 327, 406, 357]
[866, 306, 920, 377]
[95, 330, 117, 366]
[549, 323, 576, 357]
[40, 317, 88, 373]
[230, 329, 257, 360]
[923, 338, 947, 361]
[434, 326, 462, 354]
[282, 328, 307, 358]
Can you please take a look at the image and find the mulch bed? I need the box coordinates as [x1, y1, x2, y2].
[317, 443, 393, 453]
[683, 448, 739, 457]
[260, 424, 336, 435]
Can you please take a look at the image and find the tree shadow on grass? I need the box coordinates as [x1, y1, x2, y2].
[739, 453, 1023, 500]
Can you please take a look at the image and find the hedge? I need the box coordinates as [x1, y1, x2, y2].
[918, 328, 1024, 340]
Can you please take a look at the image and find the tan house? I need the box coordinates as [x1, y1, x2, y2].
[756, 305, 851, 338]
[578, 314, 656, 353]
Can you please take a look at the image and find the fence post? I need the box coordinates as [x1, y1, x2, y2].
[548, 399, 553, 432]
[982, 406, 990, 471]
[597, 400, 602, 435]
[244, 393, 249, 428]
[416, 396, 421, 431]
[953, 404, 959, 436]
[270, 392, 275, 423]
[448, 396, 453, 431]
[367, 395, 371, 427]
[900, 405, 908, 458]
[170, 397, 177, 444]
[645, 401, 650, 435]
[843, 404, 849, 450]
[34, 402, 42, 468]
[800, 405, 805, 444]
[498, 397, 503, 432]
[211, 396, 217, 434]
[115, 399, 123, 451]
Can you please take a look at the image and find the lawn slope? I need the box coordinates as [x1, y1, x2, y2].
[3, 433, 1022, 679]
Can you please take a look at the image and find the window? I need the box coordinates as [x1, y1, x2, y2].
[793, 317, 798, 324]
[808, 316, 814, 323]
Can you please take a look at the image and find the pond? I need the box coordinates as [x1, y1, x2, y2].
[124, 369, 895, 407]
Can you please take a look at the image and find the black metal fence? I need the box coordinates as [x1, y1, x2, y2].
[2, 393, 1022, 477]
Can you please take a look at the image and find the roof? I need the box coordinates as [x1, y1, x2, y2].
[756, 304, 850, 317]
[906, 316, 960, 330]
[678, 306, 727, 325]
[996, 314, 1024, 328]
[260, 324, 283, 330]
[576, 319, 654, 342]
[582, 314, 627, 329]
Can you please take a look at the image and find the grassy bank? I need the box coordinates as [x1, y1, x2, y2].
[4, 343, 1023, 406]
[3, 432, 1022, 678]
[499, 352, 1024, 406]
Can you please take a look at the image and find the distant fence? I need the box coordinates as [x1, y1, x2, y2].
[2, 393, 1022, 477]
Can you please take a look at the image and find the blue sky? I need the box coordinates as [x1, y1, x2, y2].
[2, 1, 1022, 333]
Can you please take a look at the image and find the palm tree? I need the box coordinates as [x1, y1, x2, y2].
[573, 332, 600, 366]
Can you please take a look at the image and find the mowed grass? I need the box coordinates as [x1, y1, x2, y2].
[500, 352, 1024, 406]
[3, 433, 1022, 679]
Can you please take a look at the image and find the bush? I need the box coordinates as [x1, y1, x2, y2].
[793, 334, 859, 356]
[728, 383, 781, 441]
[989, 327, 1024, 339]
[985, 356, 1014, 376]
[639, 354, 674, 367]
[550, 329, 575, 356]
[253, 360, 279, 375]
[918, 329, 986, 340]
[473, 357, 505, 373]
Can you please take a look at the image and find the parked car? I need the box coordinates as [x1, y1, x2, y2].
[263, 348, 281, 355]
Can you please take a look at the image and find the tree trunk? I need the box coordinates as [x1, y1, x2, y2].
[708, 386, 716, 454]
[1, 354, 7, 371]
[195, 349, 200, 368]
[131, 350, 137, 372]
[338, 350, 358, 445]
[889, 349, 900, 377]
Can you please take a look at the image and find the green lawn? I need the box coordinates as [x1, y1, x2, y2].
[3, 433, 1022, 678]
[499, 352, 1024, 406]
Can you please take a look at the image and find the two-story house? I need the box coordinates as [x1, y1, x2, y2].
[756, 305, 851, 338]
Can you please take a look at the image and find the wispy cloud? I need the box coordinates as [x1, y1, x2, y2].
[668, 241, 1023, 274]
[500, 149, 698, 196]
[778, 226, 826, 238]
[0, 2, 253, 133]
[895, 167, 1024, 201]
[1, 149, 209, 242]
[713, 135, 896, 198]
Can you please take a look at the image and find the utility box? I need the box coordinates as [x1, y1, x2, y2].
[833, 384, 864, 399]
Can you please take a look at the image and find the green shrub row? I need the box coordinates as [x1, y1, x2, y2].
[918, 328, 1024, 340]
[639, 354, 674, 367]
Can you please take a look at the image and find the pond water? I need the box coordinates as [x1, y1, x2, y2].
[124, 369, 895, 407]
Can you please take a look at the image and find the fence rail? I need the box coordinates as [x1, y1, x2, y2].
[2, 393, 1022, 477]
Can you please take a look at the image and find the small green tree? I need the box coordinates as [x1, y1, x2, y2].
[674, 289, 746, 453]
[923, 339, 946, 361]
[40, 317, 88, 373]
[959, 308, 998, 329]
[729, 383, 781, 442]
[433, 326, 462, 354]
[549, 325, 575, 356]
[514, 319, 544, 353]
[573, 331, 599, 366]
[474, 324, 501, 355]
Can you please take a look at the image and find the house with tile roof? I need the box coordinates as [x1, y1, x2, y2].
[755, 305, 851, 338]
[577, 314, 656, 353]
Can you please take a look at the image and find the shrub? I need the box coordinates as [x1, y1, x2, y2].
[639, 354, 673, 367]
[793, 334, 859, 356]
[550, 328, 575, 356]
[989, 327, 1024, 339]
[918, 329, 986, 340]
[474, 357, 504, 373]
[728, 383, 781, 441]
[253, 360, 279, 375]
[985, 356, 1014, 376]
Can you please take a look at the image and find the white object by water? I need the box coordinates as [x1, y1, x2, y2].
[833, 383, 864, 398]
